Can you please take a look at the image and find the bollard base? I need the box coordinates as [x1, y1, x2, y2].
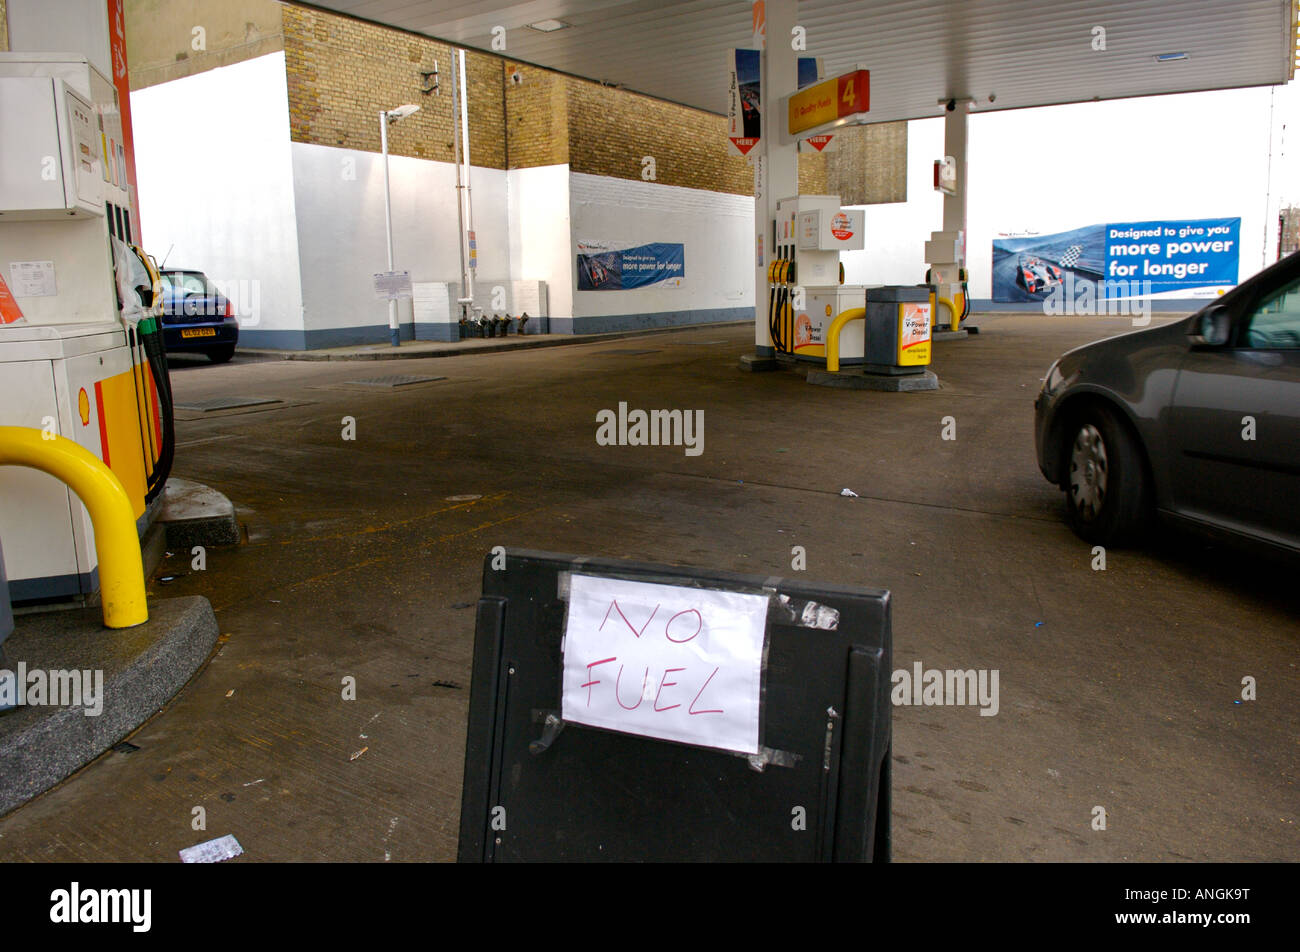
[739, 354, 782, 372]
[807, 368, 940, 391]
[0, 595, 219, 816]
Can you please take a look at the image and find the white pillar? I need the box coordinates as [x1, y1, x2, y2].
[941, 106, 968, 242]
[925, 103, 970, 326]
[753, 0, 799, 356]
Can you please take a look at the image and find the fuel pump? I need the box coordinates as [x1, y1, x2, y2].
[764, 193, 937, 389]
[766, 195, 866, 362]
[0, 54, 174, 604]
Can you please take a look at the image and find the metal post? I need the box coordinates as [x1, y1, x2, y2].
[459, 49, 477, 307]
[451, 58, 468, 315]
[381, 110, 400, 347]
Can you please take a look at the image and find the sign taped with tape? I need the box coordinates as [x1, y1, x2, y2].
[561, 574, 767, 754]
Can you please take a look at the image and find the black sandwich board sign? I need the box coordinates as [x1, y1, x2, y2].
[458, 549, 891, 862]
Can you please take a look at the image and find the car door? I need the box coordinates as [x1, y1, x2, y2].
[1167, 258, 1300, 549]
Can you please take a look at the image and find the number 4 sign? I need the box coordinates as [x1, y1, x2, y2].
[561, 574, 768, 754]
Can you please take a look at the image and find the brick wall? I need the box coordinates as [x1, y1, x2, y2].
[271, 3, 901, 202]
[125, 0, 284, 91]
[505, 64, 827, 198]
[281, 4, 505, 168]
[564, 79, 754, 193]
[826, 122, 908, 205]
[501, 62, 568, 167]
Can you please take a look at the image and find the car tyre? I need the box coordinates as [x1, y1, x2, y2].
[1063, 403, 1150, 546]
[207, 344, 236, 364]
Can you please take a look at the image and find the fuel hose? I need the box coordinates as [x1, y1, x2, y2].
[135, 316, 175, 504]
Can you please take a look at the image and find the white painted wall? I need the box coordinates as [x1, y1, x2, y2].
[508, 165, 572, 320]
[568, 172, 753, 321]
[841, 84, 1297, 300]
[131, 52, 302, 335]
[842, 119, 945, 290]
[291, 141, 509, 339]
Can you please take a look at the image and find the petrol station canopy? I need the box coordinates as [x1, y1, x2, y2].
[305, 0, 1299, 121]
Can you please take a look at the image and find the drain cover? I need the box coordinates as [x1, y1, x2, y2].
[174, 396, 281, 411]
[598, 349, 661, 356]
[342, 375, 446, 388]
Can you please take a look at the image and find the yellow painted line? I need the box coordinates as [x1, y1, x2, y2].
[265, 491, 512, 547]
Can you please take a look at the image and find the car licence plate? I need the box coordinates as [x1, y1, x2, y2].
[181, 328, 217, 338]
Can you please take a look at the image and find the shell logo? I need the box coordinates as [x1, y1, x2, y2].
[825, 304, 832, 316]
[795, 314, 813, 346]
[78, 387, 90, 426]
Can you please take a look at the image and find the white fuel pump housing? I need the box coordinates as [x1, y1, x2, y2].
[768, 194, 868, 362]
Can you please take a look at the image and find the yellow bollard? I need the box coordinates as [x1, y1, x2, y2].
[825, 307, 866, 373]
[936, 292, 966, 331]
[0, 426, 148, 628]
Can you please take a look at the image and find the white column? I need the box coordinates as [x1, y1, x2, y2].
[942, 106, 968, 242]
[926, 105, 969, 289]
[753, 0, 799, 355]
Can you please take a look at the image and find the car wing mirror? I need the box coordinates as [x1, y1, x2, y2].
[1189, 304, 1231, 347]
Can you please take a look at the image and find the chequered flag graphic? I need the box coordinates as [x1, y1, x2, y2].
[1059, 244, 1083, 267]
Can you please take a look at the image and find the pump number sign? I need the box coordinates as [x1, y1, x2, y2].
[787, 69, 869, 137]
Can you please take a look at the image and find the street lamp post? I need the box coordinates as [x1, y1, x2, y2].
[380, 104, 420, 347]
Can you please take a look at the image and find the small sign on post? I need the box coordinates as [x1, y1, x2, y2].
[934, 156, 957, 196]
[786, 68, 870, 138]
[372, 270, 412, 301]
[726, 48, 762, 157]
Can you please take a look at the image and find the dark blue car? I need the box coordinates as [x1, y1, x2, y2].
[159, 269, 239, 363]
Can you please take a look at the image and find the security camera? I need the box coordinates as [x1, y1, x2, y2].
[945, 98, 957, 112]
[510, 70, 522, 86]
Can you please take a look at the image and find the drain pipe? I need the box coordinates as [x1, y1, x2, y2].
[458, 49, 477, 312]
[451, 53, 469, 320]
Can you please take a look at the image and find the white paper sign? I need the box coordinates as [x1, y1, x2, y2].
[9, 261, 57, 297]
[561, 574, 767, 754]
[372, 270, 412, 301]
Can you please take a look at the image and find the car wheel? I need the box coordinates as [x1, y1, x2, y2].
[207, 344, 235, 364]
[1063, 404, 1150, 545]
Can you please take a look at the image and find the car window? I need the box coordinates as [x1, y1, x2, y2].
[165, 273, 212, 296]
[1242, 275, 1300, 349]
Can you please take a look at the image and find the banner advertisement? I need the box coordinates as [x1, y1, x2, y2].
[577, 241, 685, 291]
[991, 218, 1241, 303]
[726, 49, 761, 157]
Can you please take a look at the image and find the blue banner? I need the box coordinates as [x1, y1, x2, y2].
[992, 218, 1240, 302]
[577, 242, 685, 291]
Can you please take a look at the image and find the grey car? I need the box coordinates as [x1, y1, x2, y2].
[1035, 251, 1300, 553]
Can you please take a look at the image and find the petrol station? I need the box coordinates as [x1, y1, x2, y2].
[0, 0, 1297, 868]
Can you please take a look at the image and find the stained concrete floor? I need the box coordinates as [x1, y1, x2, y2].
[0, 314, 1295, 862]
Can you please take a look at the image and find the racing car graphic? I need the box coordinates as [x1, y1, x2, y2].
[578, 252, 619, 290]
[1017, 254, 1064, 294]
